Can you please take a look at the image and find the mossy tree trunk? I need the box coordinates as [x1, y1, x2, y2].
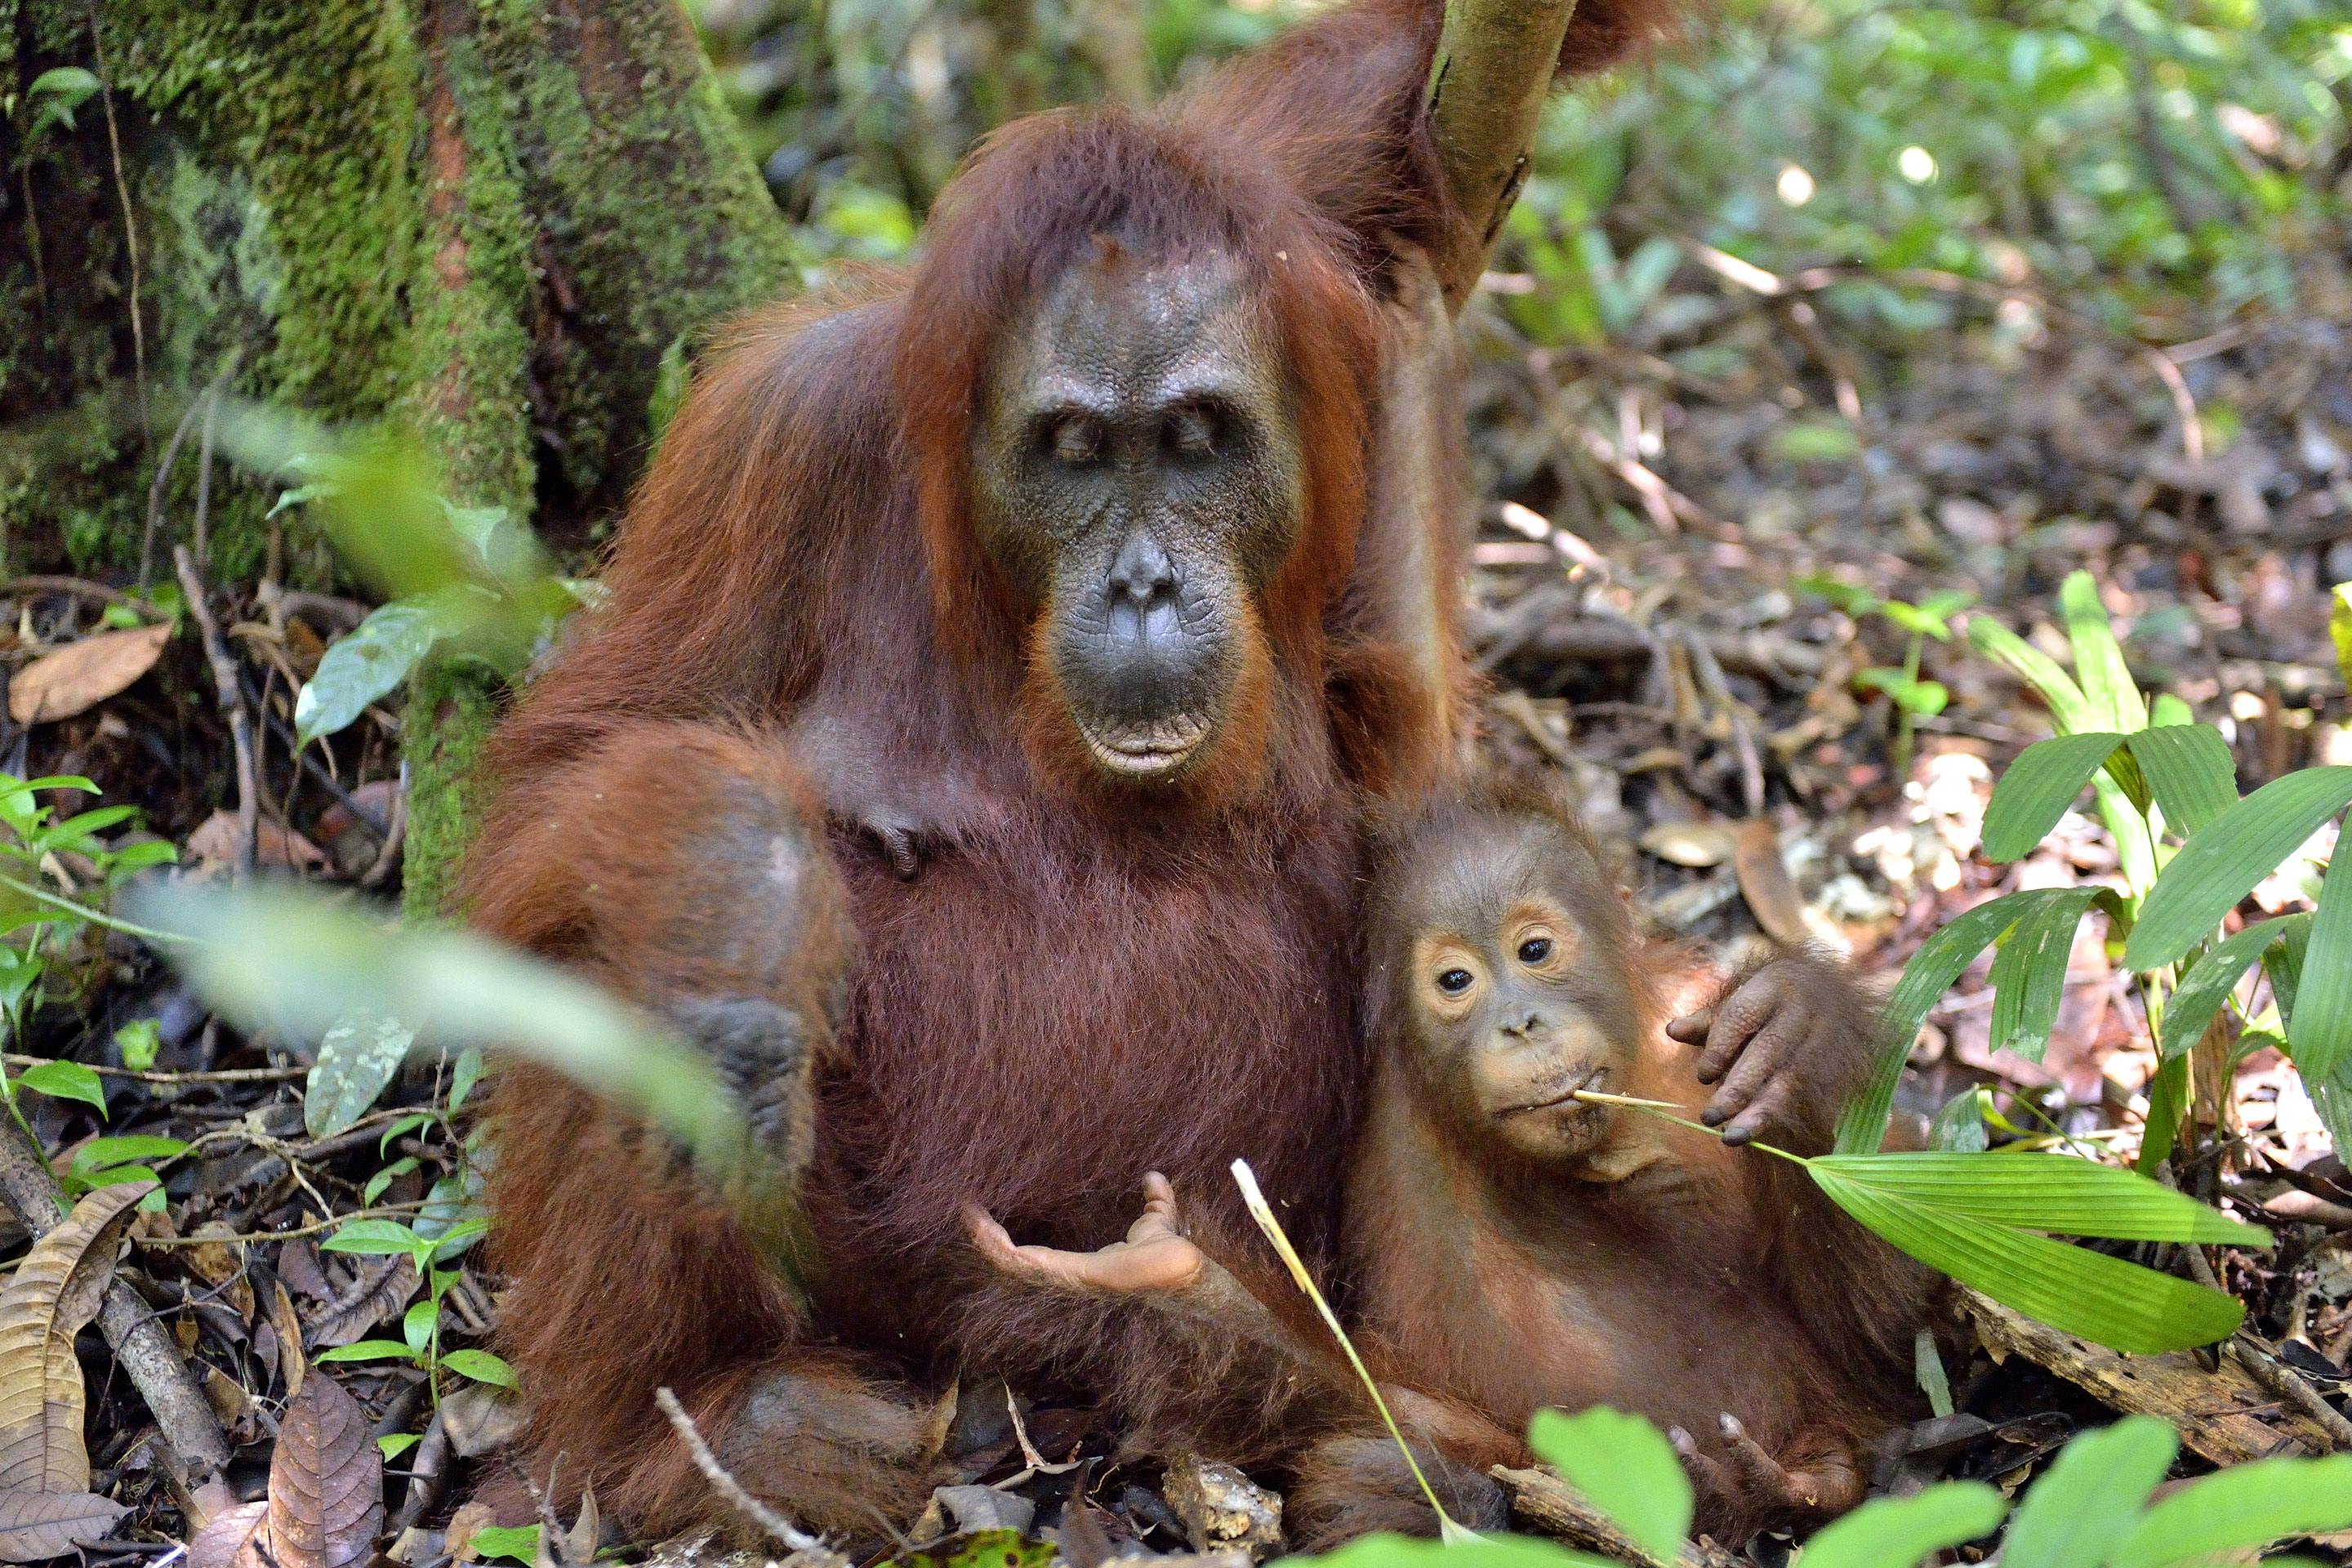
[2, 0, 798, 916]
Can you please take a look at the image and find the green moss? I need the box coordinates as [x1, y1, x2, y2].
[401, 660, 499, 924]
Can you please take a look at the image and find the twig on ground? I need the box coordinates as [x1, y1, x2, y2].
[654, 1385, 845, 1566]
[1, 1054, 305, 1085]
[361, 773, 408, 889]
[175, 546, 259, 878]
[140, 401, 205, 593]
[2229, 1338, 2352, 1450]
[1492, 1466, 1741, 1567]
[0, 1106, 231, 1494]
[131, 1203, 426, 1249]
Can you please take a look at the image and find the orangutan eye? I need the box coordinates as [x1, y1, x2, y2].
[1517, 937, 1553, 965]
[1045, 415, 1102, 466]
[1436, 968, 1474, 996]
[1165, 402, 1218, 456]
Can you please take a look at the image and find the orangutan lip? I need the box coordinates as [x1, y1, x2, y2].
[1507, 1067, 1605, 1115]
[1079, 716, 1209, 777]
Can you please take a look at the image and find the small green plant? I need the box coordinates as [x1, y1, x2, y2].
[311, 1214, 511, 1402]
[0, 773, 179, 1133]
[1797, 576, 1975, 777]
[1845, 571, 2352, 1189]
[1300, 1410, 2352, 1568]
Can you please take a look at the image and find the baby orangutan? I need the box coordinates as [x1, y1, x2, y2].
[969, 779, 1940, 1545]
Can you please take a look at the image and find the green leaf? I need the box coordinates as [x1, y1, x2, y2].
[1807, 1167, 2246, 1353]
[1806, 1152, 2268, 1244]
[304, 1010, 416, 1139]
[17, 1060, 105, 1116]
[1794, 572, 1882, 619]
[1983, 733, 2127, 862]
[379, 1111, 434, 1155]
[314, 1339, 416, 1364]
[138, 881, 745, 1178]
[323, 1218, 428, 1256]
[2106, 1454, 2352, 1568]
[2124, 768, 2352, 971]
[1789, 1481, 2006, 1568]
[2160, 916, 2301, 1064]
[2291, 835, 2352, 1084]
[465, 1526, 542, 1565]
[70, 1136, 187, 1178]
[2060, 571, 2147, 733]
[1893, 679, 1949, 717]
[2333, 585, 2352, 690]
[1967, 616, 2096, 733]
[293, 597, 461, 750]
[1837, 891, 2056, 1154]
[362, 1156, 417, 1208]
[1525, 1407, 1690, 1561]
[2137, 1054, 2190, 1175]
[377, 1432, 422, 1461]
[112, 1018, 160, 1071]
[442, 1348, 518, 1388]
[2000, 1417, 2177, 1568]
[1987, 889, 2112, 1063]
[448, 1043, 483, 1112]
[2123, 726, 2238, 838]
[1882, 600, 1958, 641]
[1914, 1330, 1952, 1418]
[1927, 1088, 1988, 1152]
[403, 1298, 438, 1357]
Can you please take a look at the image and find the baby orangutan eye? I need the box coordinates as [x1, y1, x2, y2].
[1517, 937, 1554, 965]
[1436, 968, 1475, 996]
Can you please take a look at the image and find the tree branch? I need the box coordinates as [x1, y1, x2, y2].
[1424, 0, 1581, 310]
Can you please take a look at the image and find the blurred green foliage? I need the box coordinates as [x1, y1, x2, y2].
[694, 0, 2348, 331]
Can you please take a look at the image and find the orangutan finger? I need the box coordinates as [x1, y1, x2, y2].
[1716, 1414, 1787, 1499]
[1702, 1012, 1805, 1125]
[1694, 978, 1784, 1084]
[1665, 1009, 1715, 1047]
[1720, 1084, 1797, 1147]
[1669, 1426, 1733, 1503]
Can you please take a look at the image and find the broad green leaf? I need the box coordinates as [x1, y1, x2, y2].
[137, 881, 743, 1176]
[363, 1156, 417, 1206]
[442, 1348, 518, 1388]
[293, 595, 466, 750]
[2307, 1061, 2352, 1174]
[1526, 1406, 1690, 1561]
[1968, 616, 2096, 733]
[1837, 891, 2053, 1154]
[2159, 917, 2301, 1063]
[379, 1111, 434, 1155]
[465, 1526, 541, 1566]
[2107, 1453, 2352, 1568]
[2060, 571, 2147, 733]
[2291, 835, 2352, 1084]
[314, 1339, 415, 1363]
[377, 1432, 422, 1460]
[1807, 1167, 2245, 1352]
[2000, 1416, 2177, 1568]
[1987, 889, 2112, 1062]
[323, 1218, 428, 1256]
[2124, 768, 2352, 970]
[1983, 733, 2125, 862]
[16, 1060, 105, 1116]
[2123, 726, 2238, 838]
[304, 1011, 416, 1138]
[1789, 1481, 2006, 1568]
[1806, 1152, 2268, 1244]
[1894, 679, 1949, 717]
[447, 1043, 483, 1112]
[1927, 1088, 1987, 1152]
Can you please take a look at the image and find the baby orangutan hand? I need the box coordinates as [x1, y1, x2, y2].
[963, 1172, 1205, 1295]
[1665, 953, 1873, 1148]
[1669, 1414, 1865, 1527]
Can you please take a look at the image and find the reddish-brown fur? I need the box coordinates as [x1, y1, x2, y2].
[464, 0, 1682, 1539]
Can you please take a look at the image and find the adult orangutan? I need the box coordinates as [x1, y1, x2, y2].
[455, 0, 1777, 1542]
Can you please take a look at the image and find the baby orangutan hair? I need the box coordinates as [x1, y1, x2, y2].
[969, 774, 1944, 1548]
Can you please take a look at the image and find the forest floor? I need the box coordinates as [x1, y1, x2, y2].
[2, 250, 2350, 1566]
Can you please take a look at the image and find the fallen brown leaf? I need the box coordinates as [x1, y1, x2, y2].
[0, 1181, 156, 1493]
[187, 1499, 265, 1568]
[6, 622, 172, 725]
[0, 1487, 130, 1561]
[1732, 817, 1813, 947]
[262, 1365, 384, 1568]
[186, 810, 328, 873]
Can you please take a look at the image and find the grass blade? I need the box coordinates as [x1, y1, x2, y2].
[1986, 888, 2110, 1063]
[2060, 570, 2148, 733]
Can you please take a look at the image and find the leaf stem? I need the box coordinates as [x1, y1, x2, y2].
[0, 871, 190, 945]
[1570, 1089, 1814, 1168]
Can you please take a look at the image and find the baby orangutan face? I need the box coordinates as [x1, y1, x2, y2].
[1378, 811, 1649, 1165]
